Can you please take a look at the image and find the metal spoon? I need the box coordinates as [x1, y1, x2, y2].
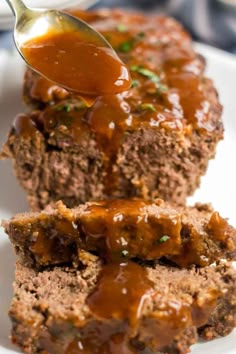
[5, 0, 129, 94]
[5, 0, 115, 53]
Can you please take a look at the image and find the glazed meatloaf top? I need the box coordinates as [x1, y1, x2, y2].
[10, 257, 236, 354]
[1, 9, 223, 207]
[5, 9, 223, 158]
[3, 199, 236, 268]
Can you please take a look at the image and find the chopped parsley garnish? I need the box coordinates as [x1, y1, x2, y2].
[65, 105, 71, 113]
[76, 332, 83, 339]
[130, 65, 160, 83]
[157, 84, 168, 93]
[136, 31, 145, 39]
[131, 79, 139, 88]
[116, 24, 128, 33]
[158, 235, 170, 243]
[147, 84, 168, 95]
[121, 250, 129, 257]
[55, 104, 71, 113]
[118, 30, 145, 53]
[119, 40, 133, 53]
[55, 101, 87, 113]
[140, 103, 156, 112]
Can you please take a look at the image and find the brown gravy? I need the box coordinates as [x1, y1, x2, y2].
[79, 199, 181, 261]
[64, 262, 154, 353]
[21, 30, 131, 96]
[15, 11, 219, 195]
[87, 261, 153, 325]
[9, 10, 225, 354]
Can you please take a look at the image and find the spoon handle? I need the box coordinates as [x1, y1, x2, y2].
[5, 0, 27, 17]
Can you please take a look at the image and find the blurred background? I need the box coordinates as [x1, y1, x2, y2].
[0, 0, 236, 52]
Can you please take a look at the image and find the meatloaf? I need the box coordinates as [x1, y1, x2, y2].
[0, 9, 223, 210]
[9, 256, 236, 354]
[3, 199, 236, 268]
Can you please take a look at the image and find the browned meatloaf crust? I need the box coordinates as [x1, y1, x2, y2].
[9, 257, 236, 354]
[0, 9, 223, 210]
[3, 199, 236, 268]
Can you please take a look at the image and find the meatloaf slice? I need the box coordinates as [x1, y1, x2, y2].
[0, 9, 223, 210]
[3, 199, 236, 268]
[9, 256, 236, 354]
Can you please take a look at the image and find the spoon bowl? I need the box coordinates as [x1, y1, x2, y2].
[6, 0, 131, 95]
[12, 7, 112, 52]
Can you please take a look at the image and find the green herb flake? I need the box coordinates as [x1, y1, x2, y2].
[158, 235, 170, 244]
[55, 105, 64, 112]
[148, 84, 168, 95]
[130, 65, 160, 83]
[131, 79, 139, 88]
[157, 84, 168, 93]
[116, 24, 128, 33]
[136, 31, 145, 39]
[74, 102, 87, 111]
[140, 103, 156, 112]
[130, 65, 140, 71]
[119, 41, 133, 53]
[121, 250, 129, 257]
[76, 332, 83, 339]
[55, 104, 71, 113]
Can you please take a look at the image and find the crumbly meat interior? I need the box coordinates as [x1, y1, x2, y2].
[9, 258, 236, 354]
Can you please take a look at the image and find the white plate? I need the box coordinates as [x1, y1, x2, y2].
[0, 43, 236, 353]
[0, 0, 99, 30]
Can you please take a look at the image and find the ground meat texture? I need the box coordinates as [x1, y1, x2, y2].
[0, 9, 223, 210]
[3, 199, 236, 268]
[9, 258, 236, 354]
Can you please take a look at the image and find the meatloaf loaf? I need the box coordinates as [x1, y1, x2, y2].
[3, 199, 236, 268]
[10, 256, 236, 354]
[1, 9, 223, 210]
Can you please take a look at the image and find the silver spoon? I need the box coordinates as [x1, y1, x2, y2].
[5, 0, 129, 94]
[6, 0, 113, 51]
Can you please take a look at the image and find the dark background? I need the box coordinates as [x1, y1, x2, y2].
[92, 0, 236, 51]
